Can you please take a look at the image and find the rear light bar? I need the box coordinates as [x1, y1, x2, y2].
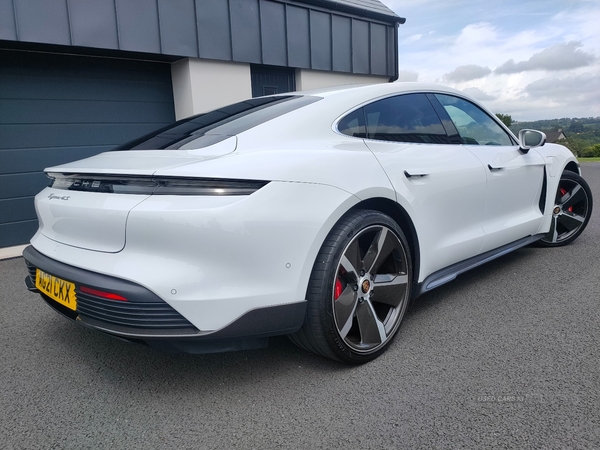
[47, 173, 269, 196]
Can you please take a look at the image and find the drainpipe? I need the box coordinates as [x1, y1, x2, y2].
[389, 18, 406, 82]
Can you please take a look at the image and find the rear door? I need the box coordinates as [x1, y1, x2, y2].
[344, 93, 488, 279]
[433, 94, 546, 252]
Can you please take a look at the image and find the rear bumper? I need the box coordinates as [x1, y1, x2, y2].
[23, 246, 306, 353]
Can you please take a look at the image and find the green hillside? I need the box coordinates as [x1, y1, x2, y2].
[509, 117, 600, 157]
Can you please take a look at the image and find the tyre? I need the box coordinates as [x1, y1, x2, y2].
[290, 209, 412, 364]
[538, 170, 593, 247]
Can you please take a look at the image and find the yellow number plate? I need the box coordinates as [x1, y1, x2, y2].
[35, 269, 77, 311]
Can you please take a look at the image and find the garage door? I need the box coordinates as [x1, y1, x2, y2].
[0, 50, 175, 248]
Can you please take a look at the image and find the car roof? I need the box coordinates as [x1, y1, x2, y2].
[287, 82, 466, 100]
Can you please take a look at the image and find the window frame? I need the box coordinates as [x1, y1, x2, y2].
[431, 94, 518, 146]
[335, 92, 452, 145]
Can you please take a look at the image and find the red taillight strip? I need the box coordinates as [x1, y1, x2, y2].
[79, 285, 127, 302]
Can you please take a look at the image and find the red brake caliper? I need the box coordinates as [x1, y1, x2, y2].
[334, 279, 343, 301]
[560, 187, 573, 212]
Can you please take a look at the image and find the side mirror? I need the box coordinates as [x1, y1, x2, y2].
[518, 129, 546, 153]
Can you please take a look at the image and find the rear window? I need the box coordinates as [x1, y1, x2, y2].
[115, 95, 321, 151]
[338, 93, 450, 144]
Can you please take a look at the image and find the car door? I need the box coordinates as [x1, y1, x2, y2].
[339, 93, 488, 279]
[433, 94, 546, 253]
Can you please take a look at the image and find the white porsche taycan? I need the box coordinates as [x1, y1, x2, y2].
[24, 83, 593, 363]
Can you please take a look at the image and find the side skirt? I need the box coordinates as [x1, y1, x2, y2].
[412, 233, 546, 298]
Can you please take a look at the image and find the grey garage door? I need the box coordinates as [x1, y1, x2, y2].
[0, 50, 176, 248]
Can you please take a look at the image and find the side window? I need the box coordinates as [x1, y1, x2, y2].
[435, 94, 513, 146]
[338, 108, 366, 138]
[362, 94, 448, 143]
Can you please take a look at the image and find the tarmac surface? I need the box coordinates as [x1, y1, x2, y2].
[1, 163, 599, 449]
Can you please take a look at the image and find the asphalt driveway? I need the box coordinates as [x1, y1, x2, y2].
[1, 163, 598, 449]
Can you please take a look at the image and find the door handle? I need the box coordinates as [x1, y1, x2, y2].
[404, 170, 429, 178]
[488, 164, 505, 172]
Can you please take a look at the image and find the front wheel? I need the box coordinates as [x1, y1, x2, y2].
[538, 170, 593, 247]
[289, 210, 412, 364]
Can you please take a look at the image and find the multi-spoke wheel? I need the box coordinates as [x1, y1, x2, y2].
[289, 210, 412, 364]
[538, 171, 593, 247]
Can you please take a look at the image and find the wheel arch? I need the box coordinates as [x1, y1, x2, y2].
[564, 161, 580, 175]
[349, 197, 421, 285]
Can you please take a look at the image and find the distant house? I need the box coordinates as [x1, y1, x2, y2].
[544, 129, 567, 143]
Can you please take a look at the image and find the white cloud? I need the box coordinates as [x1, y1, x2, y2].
[462, 87, 496, 101]
[443, 65, 492, 82]
[495, 41, 596, 74]
[401, 34, 423, 44]
[524, 73, 600, 105]
[382, 0, 600, 119]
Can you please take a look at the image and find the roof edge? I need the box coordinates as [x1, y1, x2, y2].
[292, 0, 406, 24]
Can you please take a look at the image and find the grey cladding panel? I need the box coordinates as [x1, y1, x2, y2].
[2, 0, 399, 77]
[0, 197, 36, 225]
[0, 173, 47, 199]
[286, 5, 310, 69]
[0, 123, 166, 150]
[261, 1, 286, 66]
[387, 25, 395, 77]
[0, 73, 174, 102]
[0, 50, 173, 83]
[332, 15, 351, 73]
[0, 0, 17, 40]
[116, 0, 161, 53]
[230, 0, 262, 63]
[0, 221, 39, 247]
[196, 0, 232, 60]
[15, 0, 71, 45]
[370, 23, 387, 75]
[352, 19, 370, 74]
[310, 10, 332, 71]
[69, 0, 119, 49]
[157, 0, 198, 57]
[1, 99, 174, 124]
[0, 146, 112, 175]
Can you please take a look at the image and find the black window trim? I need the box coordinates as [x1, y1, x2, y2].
[335, 90, 520, 146]
[335, 92, 453, 145]
[431, 93, 519, 146]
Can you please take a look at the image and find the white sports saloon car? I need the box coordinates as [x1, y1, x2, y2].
[24, 83, 593, 364]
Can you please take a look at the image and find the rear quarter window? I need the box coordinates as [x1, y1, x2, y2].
[338, 94, 450, 144]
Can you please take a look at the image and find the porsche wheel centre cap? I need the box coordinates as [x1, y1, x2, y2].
[553, 206, 560, 215]
[361, 279, 371, 293]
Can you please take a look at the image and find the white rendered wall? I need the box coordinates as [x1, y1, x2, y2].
[171, 59, 252, 120]
[296, 69, 389, 91]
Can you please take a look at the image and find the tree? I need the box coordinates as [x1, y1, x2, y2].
[569, 121, 585, 133]
[561, 135, 592, 157]
[496, 113, 512, 128]
[580, 144, 600, 158]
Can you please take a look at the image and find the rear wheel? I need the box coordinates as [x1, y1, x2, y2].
[538, 171, 592, 247]
[290, 210, 412, 364]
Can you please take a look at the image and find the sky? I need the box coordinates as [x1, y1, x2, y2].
[382, 0, 600, 121]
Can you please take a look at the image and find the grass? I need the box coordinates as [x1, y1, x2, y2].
[578, 157, 600, 162]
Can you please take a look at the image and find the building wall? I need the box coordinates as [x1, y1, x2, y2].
[296, 69, 389, 91]
[172, 59, 252, 119]
[171, 59, 390, 119]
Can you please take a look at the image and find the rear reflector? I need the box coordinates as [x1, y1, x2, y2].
[79, 286, 127, 301]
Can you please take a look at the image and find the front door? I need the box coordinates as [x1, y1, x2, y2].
[434, 94, 546, 252]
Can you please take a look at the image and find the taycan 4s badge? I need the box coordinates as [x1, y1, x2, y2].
[47, 194, 70, 201]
